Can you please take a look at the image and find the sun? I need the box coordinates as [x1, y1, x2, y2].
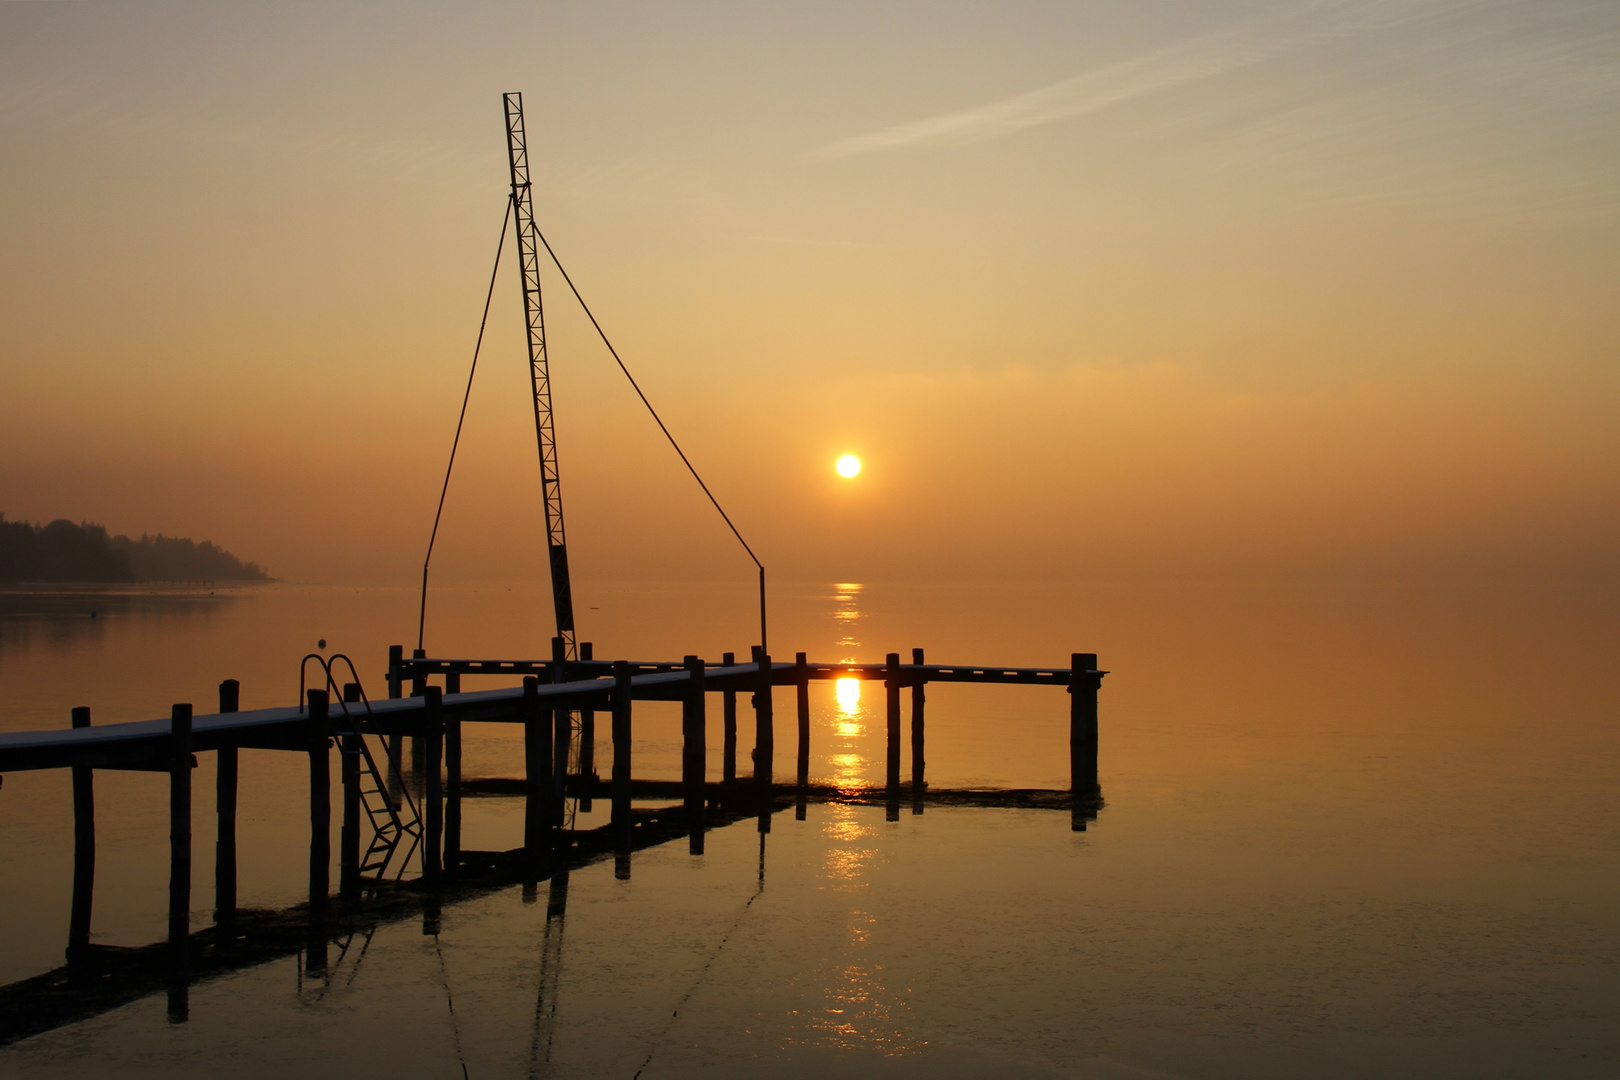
[836, 454, 861, 478]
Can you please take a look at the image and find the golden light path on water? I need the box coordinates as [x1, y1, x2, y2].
[816, 581, 922, 1055]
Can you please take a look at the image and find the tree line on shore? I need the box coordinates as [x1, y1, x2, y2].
[0, 514, 271, 584]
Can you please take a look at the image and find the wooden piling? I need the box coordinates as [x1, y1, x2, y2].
[611, 661, 633, 872]
[386, 645, 404, 780]
[215, 680, 239, 929]
[885, 653, 902, 795]
[754, 649, 774, 833]
[1070, 653, 1101, 831]
[683, 655, 706, 855]
[445, 707, 461, 879]
[387, 644, 403, 699]
[721, 651, 737, 791]
[408, 648, 426, 773]
[410, 647, 427, 697]
[423, 685, 444, 886]
[795, 652, 810, 790]
[306, 690, 330, 911]
[522, 676, 547, 880]
[911, 648, 926, 814]
[68, 706, 94, 962]
[340, 728, 361, 905]
[551, 636, 568, 828]
[579, 641, 595, 813]
[445, 670, 461, 695]
[168, 703, 193, 961]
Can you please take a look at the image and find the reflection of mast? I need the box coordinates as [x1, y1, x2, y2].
[527, 871, 570, 1077]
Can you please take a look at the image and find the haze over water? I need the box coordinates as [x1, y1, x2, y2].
[1, 579, 1615, 1076]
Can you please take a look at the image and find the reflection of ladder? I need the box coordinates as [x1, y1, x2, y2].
[302, 653, 424, 880]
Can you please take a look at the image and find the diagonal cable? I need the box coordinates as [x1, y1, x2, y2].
[418, 197, 514, 651]
[531, 226, 769, 651]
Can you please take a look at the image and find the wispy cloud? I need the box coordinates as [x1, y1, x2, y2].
[819, 27, 1277, 158]
[816, 0, 1508, 158]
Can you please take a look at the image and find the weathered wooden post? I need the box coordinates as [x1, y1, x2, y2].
[795, 653, 810, 789]
[1070, 653, 1101, 831]
[885, 654, 902, 810]
[410, 647, 428, 697]
[409, 648, 427, 776]
[911, 649, 926, 814]
[306, 690, 330, 911]
[68, 706, 94, 963]
[423, 685, 444, 886]
[579, 641, 595, 813]
[339, 685, 361, 905]
[386, 645, 404, 782]
[215, 680, 239, 930]
[445, 702, 462, 880]
[445, 670, 461, 695]
[523, 676, 547, 882]
[168, 703, 193, 962]
[683, 655, 706, 855]
[753, 649, 774, 833]
[611, 661, 633, 878]
[721, 651, 737, 793]
[551, 636, 569, 828]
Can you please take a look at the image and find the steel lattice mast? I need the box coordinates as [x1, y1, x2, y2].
[503, 92, 577, 661]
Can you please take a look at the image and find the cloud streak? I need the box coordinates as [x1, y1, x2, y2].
[819, 27, 1276, 157]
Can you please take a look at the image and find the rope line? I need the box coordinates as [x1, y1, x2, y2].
[418, 197, 513, 652]
[531, 226, 769, 652]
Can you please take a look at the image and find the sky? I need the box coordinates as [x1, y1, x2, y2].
[1, 0, 1616, 588]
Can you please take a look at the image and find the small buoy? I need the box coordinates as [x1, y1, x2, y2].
[317, 638, 327, 650]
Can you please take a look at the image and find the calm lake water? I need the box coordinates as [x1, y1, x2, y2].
[0, 579, 1616, 1078]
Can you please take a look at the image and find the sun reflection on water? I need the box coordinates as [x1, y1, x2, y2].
[835, 677, 861, 714]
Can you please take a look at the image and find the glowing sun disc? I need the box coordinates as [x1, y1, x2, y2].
[836, 454, 861, 478]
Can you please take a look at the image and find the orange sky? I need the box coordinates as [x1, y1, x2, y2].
[2, 0, 1616, 588]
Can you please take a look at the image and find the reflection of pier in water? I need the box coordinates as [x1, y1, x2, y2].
[0, 646, 1105, 1047]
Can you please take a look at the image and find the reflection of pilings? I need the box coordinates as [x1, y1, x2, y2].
[68, 707, 93, 964]
[611, 661, 632, 878]
[215, 680, 239, 930]
[721, 651, 737, 792]
[167, 702, 193, 1024]
[522, 676, 546, 884]
[752, 649, 773, 834]
[911, 648, 926, 815]
[682, 656, 706, 855]
[0, 794, 802, 1049]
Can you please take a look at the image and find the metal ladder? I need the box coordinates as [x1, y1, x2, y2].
[301, 653, 424, 880]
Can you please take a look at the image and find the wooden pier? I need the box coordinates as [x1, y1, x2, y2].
[0, 644, 1105, 1041]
